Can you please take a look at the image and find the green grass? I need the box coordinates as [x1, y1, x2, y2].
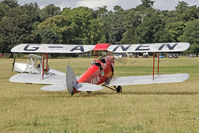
[0, 57, 199, 133]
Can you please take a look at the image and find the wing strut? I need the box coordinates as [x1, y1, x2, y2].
[42, 53, 45, 79]
[46, 53, 48, 74]
[153, 52, 155, 79]
[153, 52, 160, 79]
[157, 53, 160, 75]
[42, 53, 49, 79]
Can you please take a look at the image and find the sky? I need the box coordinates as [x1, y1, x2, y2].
[17, 0, 199, 11]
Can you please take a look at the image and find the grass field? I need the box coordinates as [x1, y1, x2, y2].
[0, 57, 199, 133]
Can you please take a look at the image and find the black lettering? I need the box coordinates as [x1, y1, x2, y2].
[158, 43, 177, 50]
[113, 45, 131, 52]
[24, 45, 39, 51]
[70, 46, 84, 52]
[113, 46, 119, 52]
[135, 45, 150, 51]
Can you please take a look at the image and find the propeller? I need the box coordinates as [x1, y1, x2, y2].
[12, 57, 16, 72]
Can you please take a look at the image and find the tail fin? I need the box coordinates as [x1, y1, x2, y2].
[66, 66, 77, 95]
[66, 66, 104, 96]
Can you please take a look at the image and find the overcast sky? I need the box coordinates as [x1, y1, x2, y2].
[17, 0, 199, 11]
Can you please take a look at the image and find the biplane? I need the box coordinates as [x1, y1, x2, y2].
[9, 43, 190, 95]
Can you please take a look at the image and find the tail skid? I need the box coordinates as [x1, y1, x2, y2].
[66, 66, 103, 95]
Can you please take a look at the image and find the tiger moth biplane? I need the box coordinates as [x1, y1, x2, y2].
[9, 42, 190, 96]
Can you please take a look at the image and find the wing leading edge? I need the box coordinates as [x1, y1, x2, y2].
[11, 44, 95, 53]
[11, 42, 190, 54]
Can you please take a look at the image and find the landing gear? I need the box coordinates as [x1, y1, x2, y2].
[86, 91, 92, 94]
[102, 84, 122, 93]
[116, 86, 122, 93]
[71, 91, 74, 96]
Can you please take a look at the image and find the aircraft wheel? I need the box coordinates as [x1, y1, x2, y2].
[87, 91, 92, 94]
[116, 86, 122, 93]
[71, 91, 74, 96]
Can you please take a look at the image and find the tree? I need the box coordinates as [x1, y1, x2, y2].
[120, 28, 137, 44]
[113, 5, 124, 12]
[0, 8, 34, 53]
[141, 0, 154, 8]
[39, 29, 59, 44]
[62, 7, 103, 44]
[135, 0, 156, 23]
[40, 4, 60, 21]
[19, 3, 41, 22]
[95, 6, 108, 19]
[0, 0, 19, 20]
[179, 19, 199, 56]
[1, 0, 18, 9]
[106, 5, 126, 44]
[165, 22, 185, 42]
[120, 9, 142, 44]
[1, 0, 199, 53]
[0, 2, 9, 20]
[175, 1, 189, 14]
[87, 19, 104, 44]
[125, 9, 142, 29]
[135, 15, 165, 43]
[181, 6, 199, 21]
[174, 1, 199, 22]
[38, 15, 72, 43]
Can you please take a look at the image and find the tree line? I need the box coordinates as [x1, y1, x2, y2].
[0, 0, 199, 56]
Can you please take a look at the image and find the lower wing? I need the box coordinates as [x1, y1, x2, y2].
[9, 73, 66, 85]
[108, 73, 189, 86]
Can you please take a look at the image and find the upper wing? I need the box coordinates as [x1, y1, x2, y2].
[11, 42, 190, 54]
[11, 44, 95, 53]
[108, 42, 190, 53]
[108, 73, 189, 86]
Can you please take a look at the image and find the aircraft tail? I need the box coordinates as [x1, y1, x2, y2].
[66, 66, 77, 95]
[66, 66, 103, 96]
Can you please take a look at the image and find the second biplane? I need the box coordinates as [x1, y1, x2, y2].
[9, 42, 190, 95]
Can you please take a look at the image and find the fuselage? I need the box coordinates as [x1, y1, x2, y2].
[78, 55, 114, 85]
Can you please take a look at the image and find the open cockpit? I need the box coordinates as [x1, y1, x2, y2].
[13, 54, 49, 74]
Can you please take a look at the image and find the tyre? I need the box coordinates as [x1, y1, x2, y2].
[116, 86, 122, 93]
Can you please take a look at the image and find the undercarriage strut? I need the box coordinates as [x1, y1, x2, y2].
[102, 84, 122, 93]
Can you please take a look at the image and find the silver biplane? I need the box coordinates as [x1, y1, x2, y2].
[9, 42, 190, 95]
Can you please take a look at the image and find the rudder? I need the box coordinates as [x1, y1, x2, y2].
[66, 66, 77, 95]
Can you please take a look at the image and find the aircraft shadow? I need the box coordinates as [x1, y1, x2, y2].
[28, 90, 198, 98]
[71, 91, 199, 97]
[117, 91, 199, 95]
